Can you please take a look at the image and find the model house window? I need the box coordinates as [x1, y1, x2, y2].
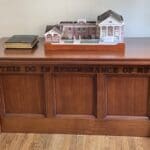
[47, 34, 52, 38]
[114, 26, 120, 36]
[102, 26, 106, 37]
[53, 34, 58, 37]
[82, 28, 86, 31]
[68, 27, 72, 31]
[47, 34, 52, 41]
[92, 28, 95, 31]
[108, 26, 113, 36]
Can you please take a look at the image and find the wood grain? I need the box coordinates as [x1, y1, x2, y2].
[97, 74, 107, 119]
[53, 73, 97, 117]
[106, 76, 148, 116]
[0, 133, 150, 150]
[1, 74, 45, 114]
[0, 38, 150, 137]
[44, 42, 125, 53]
[0, 38, 150, 61]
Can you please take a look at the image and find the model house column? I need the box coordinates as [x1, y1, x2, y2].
[106, 26, 108, 37]
[112, 26, 115, 37]
[100, 26, 102, 38]
[119, 26, 122, 41]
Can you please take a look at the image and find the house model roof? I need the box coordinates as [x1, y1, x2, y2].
[97, 10, 123, 23]
[45, 25, 54, 33]
[45, 25, 61, 33]
[52, 26, 62, 34]
[45, 10, 124, 35]
[60, 21, 96, 26]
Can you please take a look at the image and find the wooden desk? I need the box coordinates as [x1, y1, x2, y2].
[0, 38, 150, 137]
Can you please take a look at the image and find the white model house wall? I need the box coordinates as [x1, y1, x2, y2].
[98, 16, 124, 43]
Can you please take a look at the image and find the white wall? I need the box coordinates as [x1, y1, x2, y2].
[0, 0, 150, 37]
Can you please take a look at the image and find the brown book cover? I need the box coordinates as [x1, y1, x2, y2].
[4, 35, 38, 49]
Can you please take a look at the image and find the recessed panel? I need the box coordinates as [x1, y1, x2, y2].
[54, 74, 97, 116]
[107, 76, 149, 116]
[2, 74, 45, 114]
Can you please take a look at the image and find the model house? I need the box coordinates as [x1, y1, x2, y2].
[97, 10, 124, 43]
[45, 10, 124, 44]
[45, 25, 62, 43]
[60, 20, 98, 40]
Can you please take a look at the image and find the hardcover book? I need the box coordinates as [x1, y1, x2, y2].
[4, 35, 39, 49]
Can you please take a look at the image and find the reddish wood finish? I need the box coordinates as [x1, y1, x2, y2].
[107, 76, 148, 116]
[0, 38, 150, 136]
[0, 37, 150, 61]
[97, 74, 107, 119]
[53, 74, 97, 117]
[44, 43, 125, 54]
[1, 74, 45, 114]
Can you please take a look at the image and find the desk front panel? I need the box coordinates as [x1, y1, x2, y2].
[0, 63, 149, 136]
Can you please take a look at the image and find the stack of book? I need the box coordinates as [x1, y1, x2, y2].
[4, 35, 39, 49]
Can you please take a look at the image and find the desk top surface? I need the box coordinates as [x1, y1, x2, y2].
[0, 38, 150, 62]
